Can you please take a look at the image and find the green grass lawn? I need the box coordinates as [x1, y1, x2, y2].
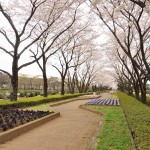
[26, 103, 53, 112]
[85, 105, 132, 150]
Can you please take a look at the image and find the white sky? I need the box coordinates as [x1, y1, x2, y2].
[0, 49, 60, 77]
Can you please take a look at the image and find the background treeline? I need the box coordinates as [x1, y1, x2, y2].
[0, 72, 111, 99]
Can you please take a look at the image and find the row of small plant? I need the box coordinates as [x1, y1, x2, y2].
[0, 109, 51, 132]
[85, 98, 120, 106]
[0, 93, 89, 110]
[117, 92, 150, 149]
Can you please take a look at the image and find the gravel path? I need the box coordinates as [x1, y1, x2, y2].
[0, 100, 101, 150]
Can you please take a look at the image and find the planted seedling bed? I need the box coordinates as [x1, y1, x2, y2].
[0, 109, 53, 132]
[85, 98, 120, 106]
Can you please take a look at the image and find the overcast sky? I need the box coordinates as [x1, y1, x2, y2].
[0, 0, 117, 90]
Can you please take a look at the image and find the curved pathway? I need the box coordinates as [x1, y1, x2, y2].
[0, 100, 101, 150]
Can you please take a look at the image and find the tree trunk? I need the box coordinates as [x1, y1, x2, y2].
[61, 77, 65, 95]
[141, 89, 146, 103]
[11, 76, 18, 101]
[135, 88, 140, 100]
[10, 60, 18, 101]
[134, 82, 140, 101]
[67, 77, 75, 94]
[43, 72, 48, 97]
[140, 80, 147, 103]
[42, 51, 48, 97]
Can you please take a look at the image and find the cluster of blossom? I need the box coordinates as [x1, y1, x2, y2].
[91, 0, 150, 14]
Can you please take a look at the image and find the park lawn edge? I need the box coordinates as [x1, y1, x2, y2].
[117, 91, 150, 149]
[84, 105, 132, 150]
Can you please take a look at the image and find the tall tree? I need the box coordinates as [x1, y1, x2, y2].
[30, 0, 81, 97]
[75, 58, 100, 93]
[0, 0, 56, 100]
[89, 0, 150, 103]
[52, 21, 95, 95]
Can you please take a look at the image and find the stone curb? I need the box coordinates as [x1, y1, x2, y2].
[79, 105, 104, 116]
[50, 99, 78, 107]
[0, 112, 60, 144]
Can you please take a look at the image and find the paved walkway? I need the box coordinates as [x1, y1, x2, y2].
[0, 100, 102, 150]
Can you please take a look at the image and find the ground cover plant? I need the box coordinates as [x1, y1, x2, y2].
[117, 92, 150, 149]
[0, 93, 89, 109]
[0, 109, 52, 132]
[85, 98, 120, 106]
[85, 104, 132, 150]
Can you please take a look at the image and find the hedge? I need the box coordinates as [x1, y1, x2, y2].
[117, 92, 150, 149]
[0, 93, 91, 110]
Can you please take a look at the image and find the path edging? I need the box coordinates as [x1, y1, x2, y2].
[50, 95, 101, 107]
[50, 99, 78, 107]
[79, 105, 104, 150]
[79, 105, 104, 116]
[0, 112, 60, 144]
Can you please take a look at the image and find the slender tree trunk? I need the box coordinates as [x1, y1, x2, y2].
[140, 79, 147, 103]
[43, 72, 48, 97]
[11, 59, 18, 101]
[128, 85, 133, 96]
[141, 89, 146, 103]
[70, 82, 75, 94]
[71, 79, 75, 94]
[11, 76, 18, 101]
[61, 77, 65, 95]
[67, 77, 75, 94]
[134, 82, 140, 100]
[42, 51, 48, 97]
[134, 88, 140, 100]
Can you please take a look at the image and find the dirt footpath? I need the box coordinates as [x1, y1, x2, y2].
[0, 100, 101, 150]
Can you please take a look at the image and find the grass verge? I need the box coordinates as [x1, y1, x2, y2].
[26, 103, 53, 112]
[85, 105, 132, 150]
[117, 92, 150, 149]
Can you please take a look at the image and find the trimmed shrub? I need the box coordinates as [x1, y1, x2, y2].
[117, 92, 150, 149]
[0, 93, 90, 110]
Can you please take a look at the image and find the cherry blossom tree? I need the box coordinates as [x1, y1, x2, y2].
[30, 0, 82, 97]
[75, 56, 101, 93]
[0, 0, 84, 100]
[0, 0, 56, 100]
[52, 21, 96, 95]
[89, 0, 150, 103]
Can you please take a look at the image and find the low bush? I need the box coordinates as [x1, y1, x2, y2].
[117, 92, 150, 149]
[0, 93, 89, 109]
